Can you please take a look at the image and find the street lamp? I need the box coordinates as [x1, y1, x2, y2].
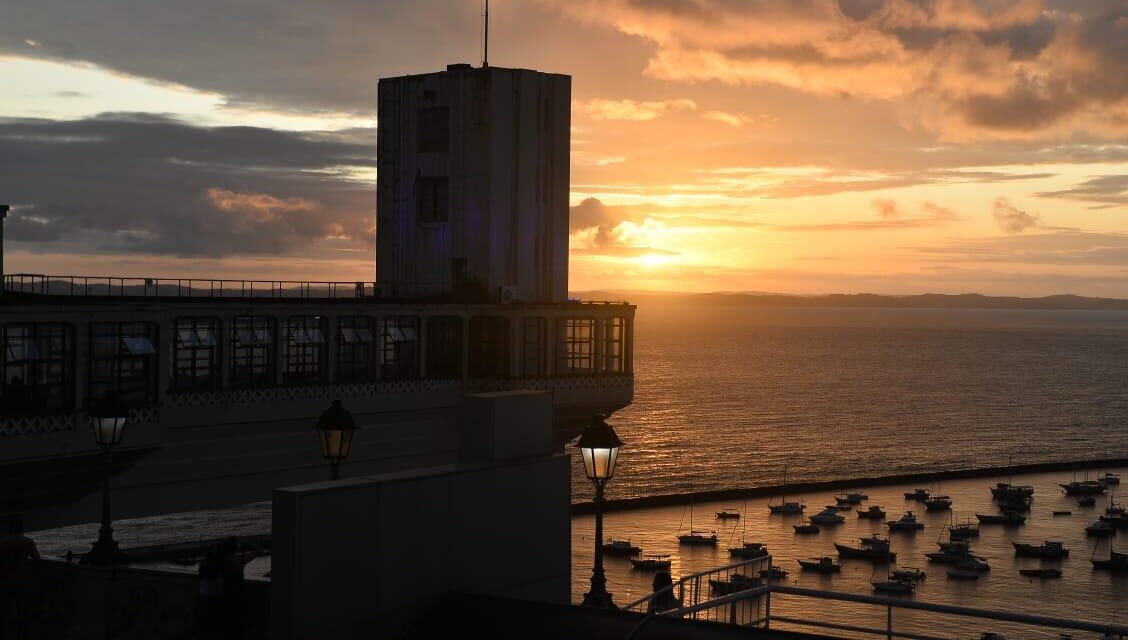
[576, 414, 623, 608]
[315, 399, 357, 480]
[82, 391, 129, 566]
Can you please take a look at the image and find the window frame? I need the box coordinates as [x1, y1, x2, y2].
[89, 321, 159, 407]
[469, 316, 509, 378]
[282, 316, 327, 386]
[337, 316, 376, 382]
[555, 318, 596, 376]
[1, 322, 74, 415]
[172, 317, 221, 392]
[230, 316, 276, 389]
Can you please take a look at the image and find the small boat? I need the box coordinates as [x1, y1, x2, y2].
[678, 530, 719, 545]
[904, 488, 930, 501]
[602, 539, 641, 555]
[1086, 519, 1117, 537]
[976, 511, 1026, 525]
[1012, 540, 1069, 559]
[1079, 496, 1096, 507]
[1106, 500, 1126, 516]
[1099, 472, 1120, 487]
[857, 505, 886, 520]
[954, 557, 990, 572]
[1060, 480, 1105, 496]
[996, 495, 1032, 512]
[924, 495, 952, 512]
[793, 521, 820, 534]
[949, 521, 980, 539]
[630, 554, 671, 571]
[871, 578, 914, 594]
[926, 547, 977, 564]
[716, 508, 741, 520]
[798, 556, 841, 573]
[890, 567, 926, 582]
[1052, 510, 1072, 516]
[836, 537, 896, 563]
[836, 492, 866, 504]
[708, 573, 760, 595]
[947, 568, 979, 580]
[759, 565, 789, 581]
[887, 511, 925, 532]
[729, 542, 769, 559]
[991, 482, 1035, 499]
[809, 506, 845, 525]
[1100, 513, 1128, 529]
[1091, 550, 1128, 572]
[768, 464, 806, 514]
[1019, 568, 1062, 579]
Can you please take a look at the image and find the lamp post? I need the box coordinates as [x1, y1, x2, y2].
[81, 391, 129, 566]
[576, 414, 623, 609]
[315, 399, 357, 480]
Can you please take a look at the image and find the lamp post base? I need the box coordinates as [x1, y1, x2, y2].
[581, 589, 617, 609]
[80, 538, 128, 566]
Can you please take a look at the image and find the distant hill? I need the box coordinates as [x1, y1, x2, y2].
[572, 291, 1128, 311]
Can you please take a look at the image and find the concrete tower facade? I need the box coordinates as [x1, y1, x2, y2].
[376, 64, 571, 303]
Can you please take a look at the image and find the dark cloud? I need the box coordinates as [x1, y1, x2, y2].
[872, 198, 901, 219]
[0, 114, 375, 257]
[1036, 175, 1128, 208]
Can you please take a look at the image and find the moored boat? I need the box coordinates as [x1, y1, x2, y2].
[1019, 568, 1062, 578]
[630, 554, 671, 571]
[1106, 499, 1126, 516]
[809, 506, 846, 525]
[1052, 510, 1071, 516]
[1012, 540, 1068, 558]
[678, 530, 719, 545]
[976, 511, 1026, 525]
[836, 537, 896, 563]
[1091, 550, 1128, 572]
[996, 495, 1032, 512]
[904, 488, 930, 501]
[1086, 519, 1117, 537]
[949, 520, 980, 539]
[1060, 480, 1105, 496]
[871, 578, 914, 594]
[1099, 513, 1128, 529]
[857, 505, 886, 520]
[1099, 472, 1120, 487]
[890, 567, 926, 581]
[887, 511, 925, 532]
[729, 541, 769, 558]
[716, 508, 741, 520]
[1079, 496, 1096, 507]
[798, 556, 841, 573]
[924, 495, 952, 512]
[760, 565, 789, 581]
[768, 464, 805, 514]
[602, 539, 641, 555]
[947, 568, 980, 580]
[991, 482, 1035, 499]
[793, 521, 820, 534]
[836, 492, 866, 504]
[709, 573, 760, 595]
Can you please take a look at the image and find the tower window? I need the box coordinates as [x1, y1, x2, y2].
[416, 177, 449, 224]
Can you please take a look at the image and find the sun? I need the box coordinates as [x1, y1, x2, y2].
[637, 253, 672, 268]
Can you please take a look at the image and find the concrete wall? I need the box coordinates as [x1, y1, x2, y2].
[271, 391, 571, 640]
[376, 65, 570, 303]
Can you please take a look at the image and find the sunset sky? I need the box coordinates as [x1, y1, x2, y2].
[1, 1, 1126, 296]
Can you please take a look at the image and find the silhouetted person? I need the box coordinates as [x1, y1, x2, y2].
[0, 516, 40, 640]
[647, 571, 681, 613]
[218, 537, 259, 639]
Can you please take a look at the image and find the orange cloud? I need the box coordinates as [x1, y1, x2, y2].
[206, 188, 317, 220]
[578, 98, 697, 121]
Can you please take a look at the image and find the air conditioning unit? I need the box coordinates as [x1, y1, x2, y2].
[499, 285, 518, 304]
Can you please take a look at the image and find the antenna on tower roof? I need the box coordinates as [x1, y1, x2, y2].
[483, 0, 489, 68]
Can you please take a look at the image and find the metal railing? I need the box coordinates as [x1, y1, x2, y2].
[630, 578, 1128, 640]
[622, 555, 771, 625]
[3, 273, 633, 304]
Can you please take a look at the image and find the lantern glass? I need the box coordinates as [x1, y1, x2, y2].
[93, 416, 126, 447]
[319, 428, 354, 462]
[581, 445, 619, 481]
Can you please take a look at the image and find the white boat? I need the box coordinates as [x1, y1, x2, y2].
[715, 508, 741, 520]
[890, 567, 926, 581]
[887, 511, 924, 532]
[809, 506, 845, 525]
[768, 464, 806, 514]
[630, 554, 672, 571]
[602, 539, 640, 555]
[678, 495, 719, 545]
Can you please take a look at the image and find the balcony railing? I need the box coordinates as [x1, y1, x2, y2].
[2, 274, 632, 305]
[626, 568, 1128, 640]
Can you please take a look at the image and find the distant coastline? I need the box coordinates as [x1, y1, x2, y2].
[577, 291, 1128, 311]
[571, 457, 1128, 515]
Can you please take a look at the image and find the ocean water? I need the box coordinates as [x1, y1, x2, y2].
[573, 304, 1128, 501]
